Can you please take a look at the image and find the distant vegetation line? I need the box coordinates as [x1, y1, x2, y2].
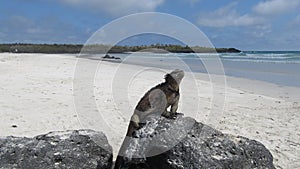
[0, 43, 241, 54]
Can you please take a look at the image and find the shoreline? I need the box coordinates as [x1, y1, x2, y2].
[0, 53, 299, 168]
[111, 53, 300, 102]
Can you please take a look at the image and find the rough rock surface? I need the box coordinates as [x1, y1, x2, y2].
[114, 115, 275, 169]
[0, 129, 112, 169]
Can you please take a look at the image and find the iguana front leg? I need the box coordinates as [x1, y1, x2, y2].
[162, 98, 179, 118]
[170, 99, 179, 114]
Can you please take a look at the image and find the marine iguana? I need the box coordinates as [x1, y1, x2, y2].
[114, 69, 184, 169]
[126, 69, 184, 137]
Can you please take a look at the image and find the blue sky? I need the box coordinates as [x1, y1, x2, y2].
[0, 0, 300, 50]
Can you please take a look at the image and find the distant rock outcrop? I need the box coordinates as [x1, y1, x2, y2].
[114, 115, 275, 169]
[102, 54, 121, 60]
[0, 130, 112, 169]
[215, 48, 241, 53]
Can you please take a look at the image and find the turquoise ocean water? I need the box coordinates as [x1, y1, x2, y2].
[110, 51, 300, 87]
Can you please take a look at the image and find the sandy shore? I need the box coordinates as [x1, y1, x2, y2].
[0, 53, 299, 168]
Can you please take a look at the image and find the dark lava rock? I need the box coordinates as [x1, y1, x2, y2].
[102, 54, 120, 60]
[0, 129, 113, 169]
[114, 115, 275, 169]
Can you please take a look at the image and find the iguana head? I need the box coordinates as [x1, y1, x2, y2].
[165, 69, 184, 86]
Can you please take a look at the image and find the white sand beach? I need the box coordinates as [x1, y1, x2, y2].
[0, 53, 299, 168]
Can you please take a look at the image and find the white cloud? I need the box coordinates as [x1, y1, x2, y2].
[197, 3, 264, 27]
[58, 0, 164, 16]
[253, 0, 300, 16]
[248, 24, 272, 38]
